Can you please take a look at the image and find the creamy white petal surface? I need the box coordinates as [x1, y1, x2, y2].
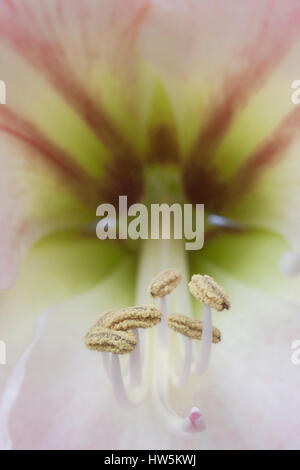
[1, 0, 300, 450]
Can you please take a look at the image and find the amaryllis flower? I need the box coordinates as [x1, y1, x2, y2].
[1, 0, 300, 450]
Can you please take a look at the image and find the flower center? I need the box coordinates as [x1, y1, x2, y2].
[98, 238, 219, 436]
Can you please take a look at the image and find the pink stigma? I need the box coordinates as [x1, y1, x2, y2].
[182, 407, 206, 433]
[189, 407, 202, 425]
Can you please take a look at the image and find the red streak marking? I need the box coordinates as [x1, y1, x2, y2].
[0, 108, 100, 205]
[233, 106, 300, 195]
[189, 2, 300, 162]
[183, 3, 300, 208]
[0, 107, 87, 178]
[121, 1, 150, 47]
[0, 4, 131, 156]
[0, 124, 79, 179]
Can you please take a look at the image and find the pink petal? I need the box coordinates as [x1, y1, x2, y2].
[0, 235, 135, 449]
[2, 256, 137, 450]
[179, 260, 300, 450]
[0, 0, 148, 148]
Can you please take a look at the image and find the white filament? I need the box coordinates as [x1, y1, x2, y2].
[0, 310, 48, 450]
[110, 354, 136, 408]
[102, 352, 111, 378]
[158, 296, 169, 348]
[195, 305, 213, 375]
[130, 329, 142, 387]
[105, 344, 149, 409]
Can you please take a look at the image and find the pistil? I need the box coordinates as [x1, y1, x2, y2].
[145, 240, 208, 434]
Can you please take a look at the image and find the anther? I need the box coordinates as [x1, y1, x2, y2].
[148, 268, 182, 298]
[95, 305, 162, 331]
[168, 314, 222, 343]
[85, 327, 137, 355]
[189, 274, 230, 311]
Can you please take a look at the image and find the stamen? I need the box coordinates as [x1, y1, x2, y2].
[85, 305, 162, 354]
[168, 313, 221, 383]
[86, 242, 231, 433]
[85, 305, 161, 408]
[148, 268, 182, 348]
[188, 274, 229, 375]
[280, 252, 300, 278]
